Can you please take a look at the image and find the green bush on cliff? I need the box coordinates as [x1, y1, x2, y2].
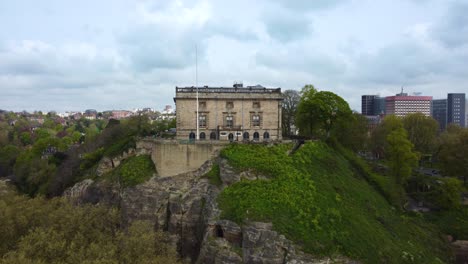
[203, 164, 222, 187]
[218, 142, 451, 263]
[106, 155, 155, 187]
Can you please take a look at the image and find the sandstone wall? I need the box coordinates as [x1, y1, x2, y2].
[137, 139, 226, 177]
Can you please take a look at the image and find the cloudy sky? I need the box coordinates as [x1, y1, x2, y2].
[1, 0, 467, 112]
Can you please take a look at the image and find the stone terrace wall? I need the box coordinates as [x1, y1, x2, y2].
[137, 139, 227, 177]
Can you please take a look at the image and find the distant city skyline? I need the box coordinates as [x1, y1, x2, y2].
[1, 0, 468, 112]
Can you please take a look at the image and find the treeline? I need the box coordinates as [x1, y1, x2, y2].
[0, 185, 178, 263]
[288, 85, 467, 211]
[0, 112, 175, 197]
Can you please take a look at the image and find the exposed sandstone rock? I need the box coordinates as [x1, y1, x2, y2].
[197, 220, 355, 264]
[96, 157, 113, 176]
[64, 150, 356, 263]
[452, 240, 468, 264]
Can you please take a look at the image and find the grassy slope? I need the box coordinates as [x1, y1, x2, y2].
[218, 142, 451, 263]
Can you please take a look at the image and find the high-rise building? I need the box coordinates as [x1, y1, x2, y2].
[432, 99, 447, 131]
[373, 97, 386, 115]
[466, 100, 468, 128]
[361, 95, 386, 116]
[447, 93, 466, 127]
[385, 94, 432, 117]
[361, 95, 376, 115]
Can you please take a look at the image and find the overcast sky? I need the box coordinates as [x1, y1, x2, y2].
[1, 0, 467, 113]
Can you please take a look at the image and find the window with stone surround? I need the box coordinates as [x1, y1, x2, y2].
[199, 115, 207, 128]
[226, 115, 233, 128]
[252, 114, 261, 127]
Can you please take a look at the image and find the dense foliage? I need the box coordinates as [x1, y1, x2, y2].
[0, 111, 176, 197]
[105, 155, 156, 187]
[218, 143, 451, 263]
[296, 85, 352, 138]
[0, 186, 178, 263]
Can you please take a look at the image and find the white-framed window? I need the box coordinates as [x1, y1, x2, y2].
[226, 115, 233, 128]
[252, 115, 260, 126]
[199, 115, 207, 128]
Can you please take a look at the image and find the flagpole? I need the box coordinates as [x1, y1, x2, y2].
[196, 45, 199, 140]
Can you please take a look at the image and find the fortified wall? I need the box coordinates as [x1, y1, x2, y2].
[137, 139, 227, 177]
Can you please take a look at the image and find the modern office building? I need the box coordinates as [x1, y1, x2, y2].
[432, 99, 447, 131]
[361, 95, 376, 115]
[174, 84, 283, 141]
[373, 97, 386, 115]
[385, 94, 432, 117]
[447, 93, 466, 127]
[361, 95, 386, 116]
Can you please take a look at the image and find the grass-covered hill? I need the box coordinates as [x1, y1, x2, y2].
[218, 142, 452, 263]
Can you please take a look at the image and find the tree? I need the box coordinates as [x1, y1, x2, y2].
[370, 115, 403, 159]
[386, 128, 419, 185]
[402, 113, 438, 154]
[332, 112, 369, 151]
[438, 127, 468, 185]
[296, 85, 352, 138]
[282, 89, 301, 137]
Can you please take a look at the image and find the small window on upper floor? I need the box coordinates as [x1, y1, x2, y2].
[226, 101, 234, 109]
[253, 101, 260, 108]
[199, 101, 206, 109]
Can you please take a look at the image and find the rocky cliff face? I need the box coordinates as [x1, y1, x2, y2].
[65, 150, 355, 264]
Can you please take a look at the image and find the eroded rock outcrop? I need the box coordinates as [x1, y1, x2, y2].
[64, 149, 355, 263]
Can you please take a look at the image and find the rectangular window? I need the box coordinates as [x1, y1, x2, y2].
[253, 101, 260, 108]
[252, 115, 260, 126]
[199, 115, 207, 128]
[226, 115, 233, 128]
[226, 101, 234, 109]
[199, 101, 206, 109]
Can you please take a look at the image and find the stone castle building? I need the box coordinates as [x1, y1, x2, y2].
[174, 84, 283, 141]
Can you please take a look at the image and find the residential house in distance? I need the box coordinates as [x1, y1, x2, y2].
[174, 83, 283, 141]
[84, 109, 97, 120]
[111, 110, 134, 119]
[160, 105, 176, 120]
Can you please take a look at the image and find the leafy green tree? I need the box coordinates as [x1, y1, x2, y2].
[370, 115, 403, 159]
[19, 131, 32, 146]
[0, 145, 19, 176]
[84, 123, 100, 143]
[402, 113, 438, 154]
[296, 85, 352, 138]
[386, 128, 418, 185]
[0, 191, 179, 263]
[438, 127, 468, 185]
[282, 89, 301, 137]
[332, 112, 369, 151]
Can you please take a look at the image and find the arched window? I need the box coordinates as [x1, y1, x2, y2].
[200, 132, 206, 140]
[253, 132, 259, 141]
[243, 132, 249, 140]
[228, 133, 234, 142]
[189, 132, 195, 140]
[263, 132, 270, 140]
[210, 132, 217, 140]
